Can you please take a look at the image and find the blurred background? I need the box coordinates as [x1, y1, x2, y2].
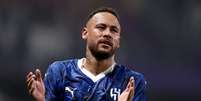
[0, 0, 201, 101]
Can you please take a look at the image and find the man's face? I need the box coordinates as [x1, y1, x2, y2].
[82, 12, 121, 60]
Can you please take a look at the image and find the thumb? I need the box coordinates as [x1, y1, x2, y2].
[128, 76, 135, 101]
[126, 77, 134, 90]
[129, 77, 135, 88]
[35, 69, 42, 81]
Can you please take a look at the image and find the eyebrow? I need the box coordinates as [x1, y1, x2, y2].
[96, 23, 119, 29]
[111, 25, 119, 29]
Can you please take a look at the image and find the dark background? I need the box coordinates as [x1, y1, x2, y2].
[0, 0, 201, 101]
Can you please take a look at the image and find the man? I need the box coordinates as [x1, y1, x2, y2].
[26, 7, 147, 101]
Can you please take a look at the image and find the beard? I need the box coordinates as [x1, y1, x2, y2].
[88, 42, 116, 60]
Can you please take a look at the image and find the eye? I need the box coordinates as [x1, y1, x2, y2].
[111, 28, 118, 33]
[110, 27, 119, 33]
[97, 26, 105, 30]
[96, 24, 106, 31]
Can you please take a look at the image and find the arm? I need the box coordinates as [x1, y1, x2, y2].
[44, 62, 64, 101]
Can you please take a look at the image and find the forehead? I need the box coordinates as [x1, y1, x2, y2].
[87, 12, 120, 28]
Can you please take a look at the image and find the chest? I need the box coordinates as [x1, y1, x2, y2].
[62, 75, 126, 101]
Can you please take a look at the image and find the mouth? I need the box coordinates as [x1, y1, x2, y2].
[98, 39, 113, 47]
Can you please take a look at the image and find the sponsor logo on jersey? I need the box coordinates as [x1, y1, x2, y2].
[65, 87, 77, 97]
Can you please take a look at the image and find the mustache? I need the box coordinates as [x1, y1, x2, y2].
[98, 39, 113, 46]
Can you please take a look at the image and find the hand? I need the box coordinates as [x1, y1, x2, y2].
[118, 77, 135, 101]
[26, 69, 45, 101]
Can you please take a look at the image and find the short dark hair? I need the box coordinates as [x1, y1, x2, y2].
[85, 7, 120, 25]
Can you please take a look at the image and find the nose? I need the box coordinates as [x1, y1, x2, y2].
[102, 28, 112, 39]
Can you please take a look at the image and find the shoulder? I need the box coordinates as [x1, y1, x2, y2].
[47, 59, 77, 70]
[45, 58, 78, 76]
[116, 64, 146, 85]
[116, 64, 144, 77]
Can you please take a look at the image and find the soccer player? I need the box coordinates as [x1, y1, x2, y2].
[26, 7, 147, 101]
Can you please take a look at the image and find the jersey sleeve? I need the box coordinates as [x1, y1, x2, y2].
[133, 73, 147, 101]
[44, 61, 64, 101]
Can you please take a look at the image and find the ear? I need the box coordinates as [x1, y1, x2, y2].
[81, 27, 88, 40]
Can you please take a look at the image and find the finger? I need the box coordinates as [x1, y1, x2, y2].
[126, 77, 134, 91]
[129, 76, 135, 88]
[128, 77, 135, 92]
[29, 84, 35, 95]
[27, 77, 35, 89]
[26, 74, 36, 84]
[129, 85, 134, 96]
[26, 72, 33, 80]
[128, 77, 135, 101]
[130, 76, 135, 94]
[35, 69, 42, 81]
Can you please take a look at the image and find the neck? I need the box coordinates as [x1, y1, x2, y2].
[83, 48, 115, 76]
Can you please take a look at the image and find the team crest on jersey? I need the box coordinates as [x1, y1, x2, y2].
[110, 88, 121, 101]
